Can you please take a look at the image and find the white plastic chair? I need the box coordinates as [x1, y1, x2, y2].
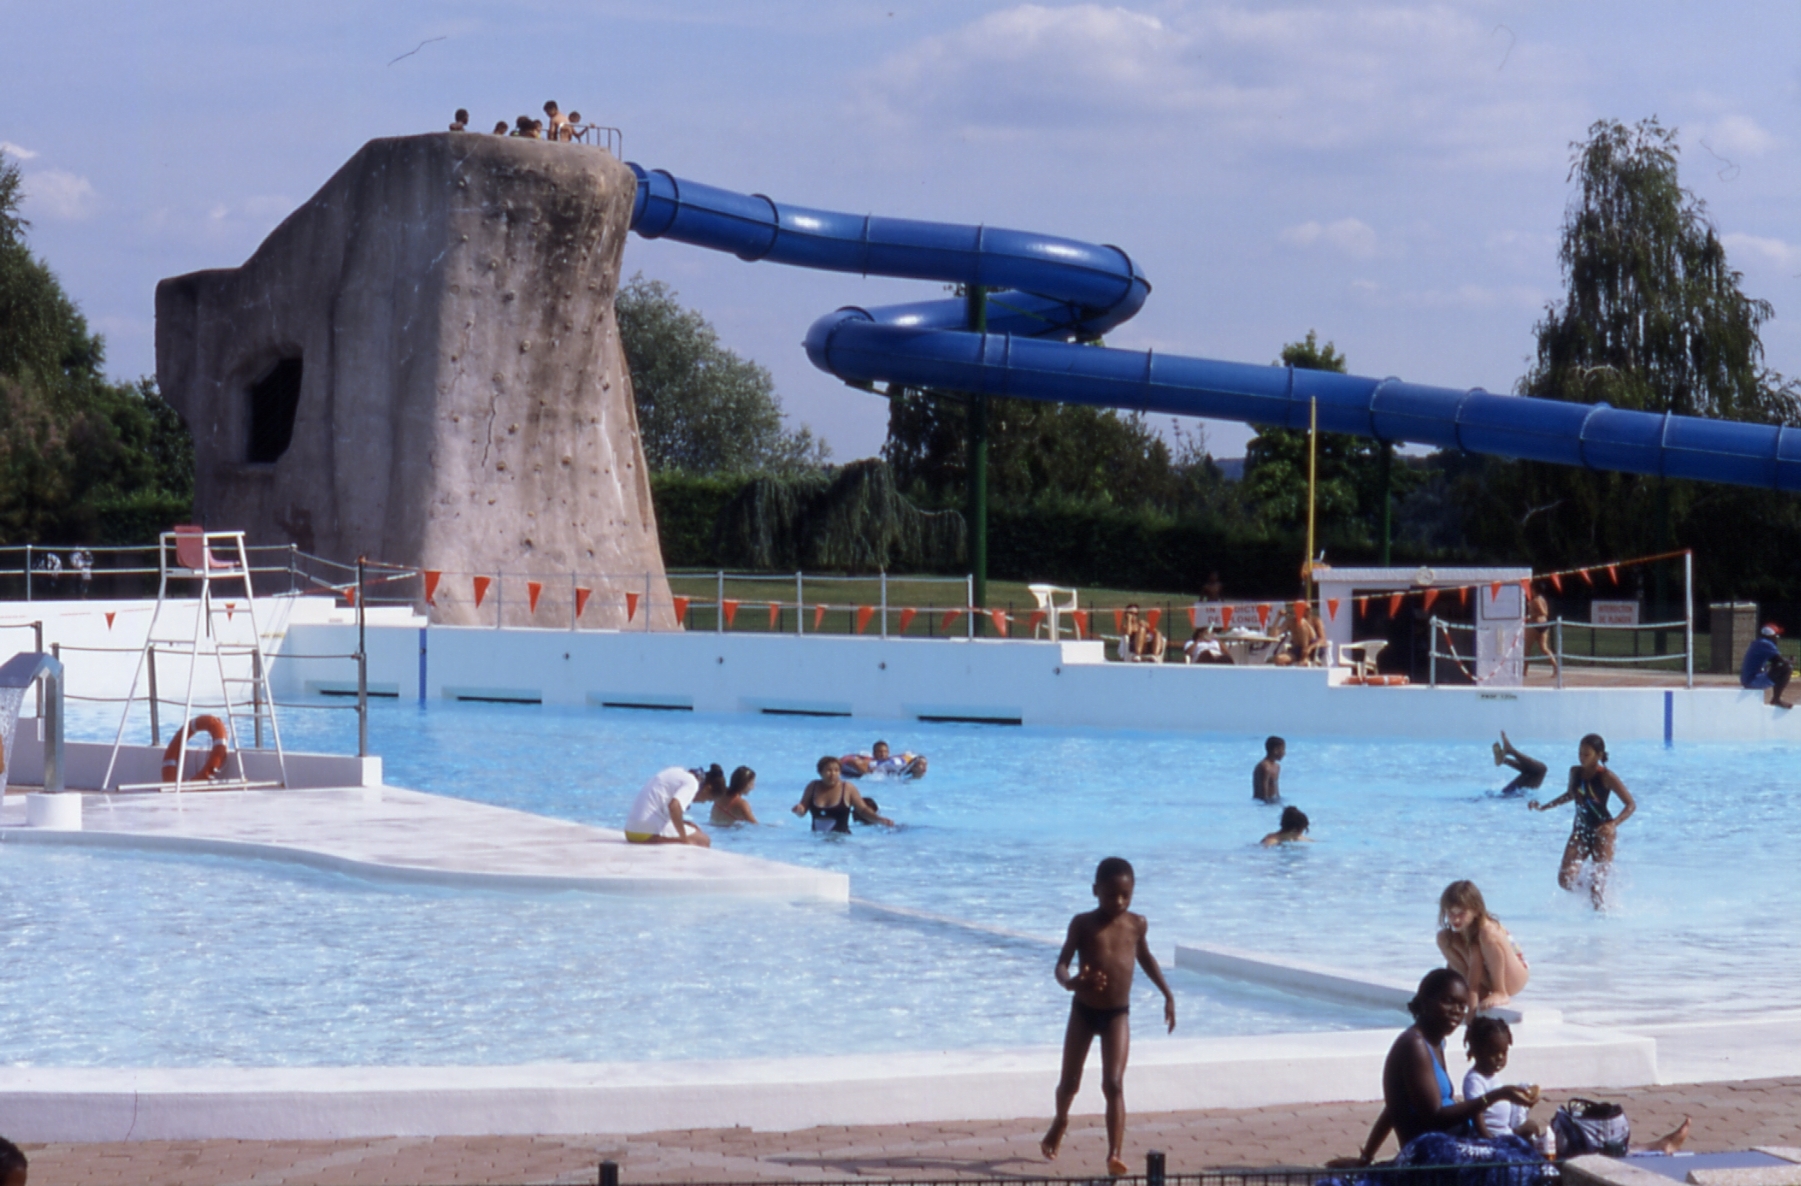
[1027, 584, 1079, 639]
[1337, 639, 1387, 678]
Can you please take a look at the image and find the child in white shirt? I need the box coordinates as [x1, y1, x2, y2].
[1462, 1016, 1544, 1142]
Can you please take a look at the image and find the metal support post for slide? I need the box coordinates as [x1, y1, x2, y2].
[1684, 549, 1694, 689]
[147, 645, 160, 744]
[966, 285, 988, 629]
[23, 544, 30, 602]
[32, 620, 42, 717]
[288, 544, 298, 594]
[1555, 619, 1564, 690]
[356, 557, 369, 759]
[1429, 617, 1438, 688]
[253, 650, 265, 749]
[1379, 443, 1394, 567]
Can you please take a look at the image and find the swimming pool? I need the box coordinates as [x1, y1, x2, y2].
[15, 699, 1795, 1067]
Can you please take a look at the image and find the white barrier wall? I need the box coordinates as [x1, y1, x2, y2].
[282, 619, 1793, 743]
[7, 597, 1794, 744]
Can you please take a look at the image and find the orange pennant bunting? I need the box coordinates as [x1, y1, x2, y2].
[721, 598, 738, 627]
[990, 608, 1009, 634]
[1187, 605, 1198, 630]
[1256, 603, 1271, 629]
[527, 581, 543, 613]
[1458, 586, 1469, 607]
[1292, 600, 1307, 622]
[768, 601, 781, 630]
[1579, 568, 1594, 587]
[1220, 605, 1235, 629]
[1388, 593, 1404, 616]
[1146, 608, 1161, 632]
[424, 570, 441, 605]
[625, 591, 640, 621]
[1491, 582, 1502, 600]
[105, 611, 115, 629]
[472, 576, 491, 608]
[857, 605, 875, 634]
[672, 596, 689, 622]
[898, 607, 917, 633]
[1112, 608, 1125, 635]
[1549, 573, 1563, 594]
[813, 604, 828, 630]
[1326, 598, 1339, 621]
[1029, 609, 1046, 635]
[1071, 609, 1090, 638]
[941, 608, 964, 633]
[225, 601, 237, 620]
[1356, 597, 1368, 618]
[1608, 564, 1619, 584]
[1422, 588, 1439, 613]
[575, 586, 592, 618]
[343, 588, 355, 608]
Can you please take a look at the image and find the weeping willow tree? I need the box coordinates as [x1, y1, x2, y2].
[1458, 117, 1801, 583]
[712, 459, 965, 572]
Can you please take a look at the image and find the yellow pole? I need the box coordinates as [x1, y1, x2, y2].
[1305, 397, 1318, 601]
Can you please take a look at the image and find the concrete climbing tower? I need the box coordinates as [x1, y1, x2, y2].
[154, 133, 673, 628]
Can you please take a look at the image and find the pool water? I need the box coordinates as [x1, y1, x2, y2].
[12, 700, 1795, 1067]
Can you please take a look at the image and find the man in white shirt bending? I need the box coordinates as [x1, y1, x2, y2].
[624, 766, 724, 846]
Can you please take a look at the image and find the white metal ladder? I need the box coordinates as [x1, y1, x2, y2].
[102, 528, 289, 792]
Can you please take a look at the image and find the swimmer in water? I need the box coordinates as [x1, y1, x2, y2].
[1529, 733, 1635, 909]
[1253, 736, 1284, 803]
[1260, 806, 1312, 846]
[792, 756, 893, 832]
[1492, 731, 1547, 797]
[1041, 856, 1176, 1177]
[709, 765, 761, 826]
[838, 740, 927, 779]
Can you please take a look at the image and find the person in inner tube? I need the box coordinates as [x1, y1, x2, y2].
[1740, 622, 1793, 709]
[839, 740, 927, 779]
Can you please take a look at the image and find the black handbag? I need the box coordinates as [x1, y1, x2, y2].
[1552, 1097, 1631, 1157]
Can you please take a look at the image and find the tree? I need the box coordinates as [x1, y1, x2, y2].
[615, 274, 829, 475]
[1242, 331, 1412, 550]
[883, 388, 1190, 512]
[0, 149, 193, 543]
[1460, 118, 1801, 578]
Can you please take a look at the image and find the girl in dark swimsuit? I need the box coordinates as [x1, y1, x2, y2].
[791, 755, 895, 833]
[1529, 733, 1636, 909]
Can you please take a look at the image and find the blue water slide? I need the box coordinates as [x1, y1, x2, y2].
[629, 164, 1801, 492]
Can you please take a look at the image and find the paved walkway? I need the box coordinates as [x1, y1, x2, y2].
[17, 1076, 1801, 1185]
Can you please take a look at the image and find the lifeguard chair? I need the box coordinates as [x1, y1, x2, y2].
[102, 527, 287, 792]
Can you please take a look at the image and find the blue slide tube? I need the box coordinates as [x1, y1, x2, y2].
[629, 165, 1801, 492]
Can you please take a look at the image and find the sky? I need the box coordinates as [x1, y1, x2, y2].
[4, 1, 1799, 462]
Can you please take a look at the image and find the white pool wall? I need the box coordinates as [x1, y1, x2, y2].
[8, 594, 1795, 743]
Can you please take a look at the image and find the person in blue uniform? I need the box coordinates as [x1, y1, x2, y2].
[1740, 623, 1792, 709]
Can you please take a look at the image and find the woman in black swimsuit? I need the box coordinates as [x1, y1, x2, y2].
[1528, 733, 1635, 909]
[791, 755, 894, 833]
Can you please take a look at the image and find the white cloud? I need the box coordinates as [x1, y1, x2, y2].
[0, 141, 38, 161]
[1697, 114, 1776, 160]
[1721, 233, 1798, 270]
[856, 2, 1584, 171]
[1280, 217, 1378, 258]
[23, 169, 97, 220]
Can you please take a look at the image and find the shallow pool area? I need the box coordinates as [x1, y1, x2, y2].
[15, 698, 1797, 1070]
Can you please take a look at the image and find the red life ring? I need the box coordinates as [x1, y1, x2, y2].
[162, 715, 230, 783]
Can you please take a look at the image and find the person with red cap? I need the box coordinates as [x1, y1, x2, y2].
[1740, 622, 1792, 709]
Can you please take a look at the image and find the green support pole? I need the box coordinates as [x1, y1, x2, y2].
[966, 286, 988, 626]
[1379, 443, 1393, 567]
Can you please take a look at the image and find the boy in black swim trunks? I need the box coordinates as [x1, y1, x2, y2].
[1041, 857, 1176, 1176]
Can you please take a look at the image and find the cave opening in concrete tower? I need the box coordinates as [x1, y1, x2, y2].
[246, 357, 303, 463]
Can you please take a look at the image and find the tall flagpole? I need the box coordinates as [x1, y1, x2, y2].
[1305, 397, 1318, 601]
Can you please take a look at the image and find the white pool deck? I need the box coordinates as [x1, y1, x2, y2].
[3, 594, 1799, 1142]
